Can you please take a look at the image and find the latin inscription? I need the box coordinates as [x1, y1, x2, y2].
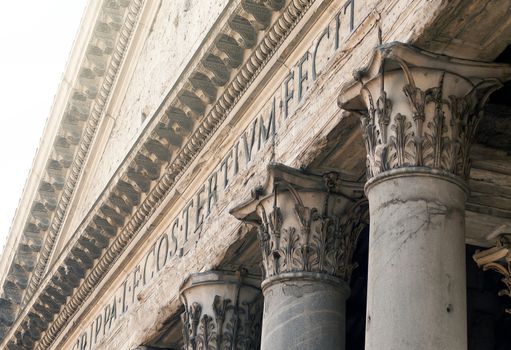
[72, 3, 356, 349]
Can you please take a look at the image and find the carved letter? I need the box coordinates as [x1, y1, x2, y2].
[233, 141, 240, 175]
[220, 151, 232, 189]
[170, 219, 179, 257]
[121, 280, 128, 313]
[182, 200, 194, 243]
[132, 265, 141, 303]
[207, 172, 218, 215]
[156, 234, 169, 271]
[343, 0, 355, 32]
[103, 304, 111, 334]
[94, 314, 103, 344]
[282, 71, 294, 118]
[195, 185, 206, 232]
[312, 26, 330, 80]
[143, 243, 156, 284]
[242, 120, 257, 164]
[80, 332, 87, 350]
[258, 98, 276, 150]
[298, 52, 309, 101]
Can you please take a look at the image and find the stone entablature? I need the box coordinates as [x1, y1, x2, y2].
[60, 6, 362, 347]
[1, 1, 360, 348]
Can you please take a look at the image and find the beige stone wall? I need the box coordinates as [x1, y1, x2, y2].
[52, 0, 471, 349]
[66, 0, 230, 238]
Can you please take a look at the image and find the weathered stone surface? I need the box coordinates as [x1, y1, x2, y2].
[262, 274, 349, 350]
[414, 0, 511, 61]
[231, 164, 366, 281]
[365, 173, 468, 350]
[339, 42, 511, 181]
[68, 0, 231, 237]
[339, 42, 511, 350]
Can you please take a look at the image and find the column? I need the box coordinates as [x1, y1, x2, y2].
[230, 165, 367, 350]
[338, 42, 511, 350]
[179, 270, 262, 350]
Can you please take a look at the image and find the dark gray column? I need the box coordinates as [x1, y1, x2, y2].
[231, 165, 366, 350]
[179, 270, 262, 350]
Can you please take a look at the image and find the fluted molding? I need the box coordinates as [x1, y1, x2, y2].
[180, 271, 262, 350]
[1, 1, 323, 349]
[338, 42, 511, 182]
[230, 164, 367, 282]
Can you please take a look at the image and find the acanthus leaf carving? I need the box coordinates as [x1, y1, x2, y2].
[182, 294, 261, 350]
[254, 180, 367, 281]
[473, 231, 511, 315]
[388, 113, 413, 168]
[376, 91, 392, 145]
[355, 68, 499, 180]
[340, 43, 508, 182]
[403, 83, 426, 166]
[182, 302, 202, 350]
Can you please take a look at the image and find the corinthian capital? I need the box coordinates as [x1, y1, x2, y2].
[338, 42, 511, 180]
[180, 271, 262, 350]
[230, 164, 367, 282]
[473, 225, 511, 314]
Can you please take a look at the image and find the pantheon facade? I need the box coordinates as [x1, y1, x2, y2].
[0, 0, 510, 349]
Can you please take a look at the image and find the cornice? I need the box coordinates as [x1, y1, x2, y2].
[0, 0, 144, 346]
[24, 0, 145, 305]
[1, 0, 321, 349]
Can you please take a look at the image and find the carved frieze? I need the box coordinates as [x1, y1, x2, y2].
[180, 271, 262, 350]
[230, 164, 367, 282]
[338, 43, 511, 181]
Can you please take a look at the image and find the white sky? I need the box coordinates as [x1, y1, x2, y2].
[0, 1, 87, 257]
